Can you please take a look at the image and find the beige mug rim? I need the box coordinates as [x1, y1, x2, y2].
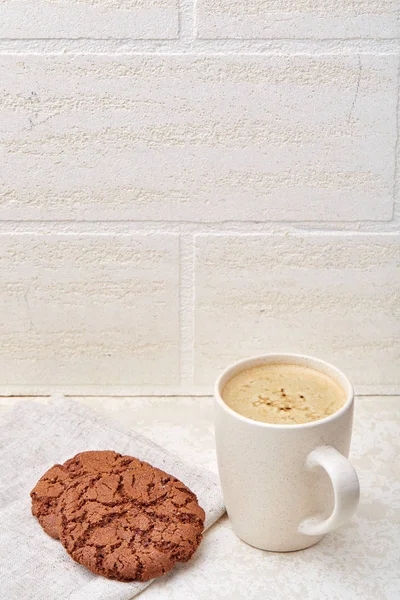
[214, 353, 354, 430]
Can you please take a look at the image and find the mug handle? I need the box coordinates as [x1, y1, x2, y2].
[298, 446, 360, 537]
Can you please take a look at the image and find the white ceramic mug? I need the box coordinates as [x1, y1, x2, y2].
[214, 353, 360, 552]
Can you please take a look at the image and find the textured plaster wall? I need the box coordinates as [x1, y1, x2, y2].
[0, 1, 399, 395]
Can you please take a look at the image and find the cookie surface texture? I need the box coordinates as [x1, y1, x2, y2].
[31, 451, 134, 538]
[58, 461, 205, 581]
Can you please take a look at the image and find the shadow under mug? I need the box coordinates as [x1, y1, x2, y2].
[214, 353, 360, 552]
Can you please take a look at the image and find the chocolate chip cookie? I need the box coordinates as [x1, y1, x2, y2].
[58, 462, 205, 582]
[31, 450, 140, 538]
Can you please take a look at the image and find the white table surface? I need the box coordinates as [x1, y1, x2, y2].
[1, 396, 399, 600]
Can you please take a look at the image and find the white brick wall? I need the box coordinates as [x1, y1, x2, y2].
[196, 0, 399, 39]
[0, 234, 180, 393]
[0, 0, 179, 39]
[0, 2, 399, 395]
[194, 233, 400, 395]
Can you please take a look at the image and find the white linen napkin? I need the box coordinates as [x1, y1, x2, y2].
[0, 396, 225, 600]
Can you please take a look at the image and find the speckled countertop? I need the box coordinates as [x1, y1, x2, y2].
[1, 396, 399, 600]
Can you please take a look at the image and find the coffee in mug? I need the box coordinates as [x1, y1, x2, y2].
[221, 363, 346, 425]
